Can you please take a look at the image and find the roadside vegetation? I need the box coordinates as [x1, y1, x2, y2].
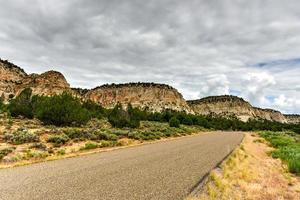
[259, 131, 300, 175]
[189, 133, 300, 200]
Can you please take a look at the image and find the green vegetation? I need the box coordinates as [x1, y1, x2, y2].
[80, 142, 98, 150]
[8, 88, 33, 118]
[3, 129, 39, 144]
[169, 116, 180, 128]
[33, 93, 90, 126]
[0, 148, 14, 160]
[47, 134, 70, 145]
[259, 131, 300, 175]
[5, 88, 300, 134]
[108, 103, 140, 128]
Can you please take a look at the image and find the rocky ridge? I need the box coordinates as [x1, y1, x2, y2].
[187, 95, 288, 123]
[0, 59, 299, 123]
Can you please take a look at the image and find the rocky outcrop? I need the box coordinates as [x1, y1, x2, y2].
[284, 114, 300, 124]
[0, 59, 27, 101]
[0, 59, 71, 100]
[14, 70, 71, 97]
[84, 83, 192, 112]
[187, 95, 287, 123]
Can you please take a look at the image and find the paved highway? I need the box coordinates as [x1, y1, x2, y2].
[0, 132, 243, 200]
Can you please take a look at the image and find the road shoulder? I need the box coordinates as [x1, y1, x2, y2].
[187, 133, 300, 200]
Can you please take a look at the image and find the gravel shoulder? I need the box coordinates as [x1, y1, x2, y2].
[0, 131, 243, 200]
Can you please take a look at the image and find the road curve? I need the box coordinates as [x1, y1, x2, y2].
[0, 132, 243, 200]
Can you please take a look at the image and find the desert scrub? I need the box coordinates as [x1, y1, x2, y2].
[56, 148, 66, 155]
[99, 140, 116, 148]
[259, 131, 300, 175]
[25, 149, 49, 160]
[80, 142, 98, 150]
[47, 134, 70, 145]
[30, 143, 47, 151]
[0, 147, 14, 160]
[63, 128, 96, 140]
[4, 128, 40, 144]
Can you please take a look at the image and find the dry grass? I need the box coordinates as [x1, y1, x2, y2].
[188, 133, 300, 200]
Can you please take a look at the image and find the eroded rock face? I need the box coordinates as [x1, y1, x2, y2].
[85, 83, 192, 113]
[0, 59, 27, 101]
[14, 71, 71, 97]
[0, 59, 71, 100]
[284, 114, 300, 124]
[187, 95, 287, 123]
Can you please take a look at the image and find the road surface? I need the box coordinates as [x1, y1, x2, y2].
[0, 132, 243, 200]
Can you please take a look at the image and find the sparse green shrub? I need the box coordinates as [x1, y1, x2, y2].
[25, 149, 49, 159]
[0, 147, 14, 160]
[288, 159, 300, 175]
[8, 88, 33, 118]
[47, 134, 70, 145]
[169, 117, 180, 128]
[63, 128, 96, 140]
[4, 129, 39, 144]
[95, 131, 118, 141]
[99, 140, 116, 148]
[56, 149, 66, 155]
[30, 143, 47, 151]
[80, 142, 98, 150]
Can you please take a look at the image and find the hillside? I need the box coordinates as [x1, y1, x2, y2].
[187, 95, 287, 123]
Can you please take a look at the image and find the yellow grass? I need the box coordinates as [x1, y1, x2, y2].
[188, 133, 300, 200]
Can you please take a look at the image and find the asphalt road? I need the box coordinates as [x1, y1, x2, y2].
[0, 132, 243, 200]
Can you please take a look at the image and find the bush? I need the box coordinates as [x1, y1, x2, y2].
[169, 117, 180, 128]
[99, 140, 116, 148]
[8, 88, 33, 118]
[4, 129, 40, 144]
[30, 143, 47, 151]
[34, 93, 90, 126]
[288, 159, 300, 175]
[93, 131, 118, 141]
[63, 128, 96, 140]
[47, 134, 70, 145]
[0, 148, 14, 160]
[80, 142, 98, 150]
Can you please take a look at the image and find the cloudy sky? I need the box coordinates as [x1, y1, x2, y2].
[0, 0, 300, 114]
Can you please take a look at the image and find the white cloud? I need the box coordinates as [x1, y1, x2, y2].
[0, 0, 300, 113]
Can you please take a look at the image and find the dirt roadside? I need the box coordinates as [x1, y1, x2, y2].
[188, 133, 300, 200]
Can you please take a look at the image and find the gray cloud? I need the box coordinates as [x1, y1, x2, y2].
[0, 0, 300, 113]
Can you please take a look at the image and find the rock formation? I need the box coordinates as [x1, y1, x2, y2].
[284, 114, 300, 124]
[0, 59, 71, 101]
[187, 95, 287, 123]
[84, 83, 192, 113]
[0, 59, 27, 101]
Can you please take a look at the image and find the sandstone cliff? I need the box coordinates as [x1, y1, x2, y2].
[187, 95, 287, 123]
[284, 114, 300, 124]
[0, 59, 71, 100]
[14, 70, 71, 97]
[84, 83, 192, 112]
[0, 59, 27, 101]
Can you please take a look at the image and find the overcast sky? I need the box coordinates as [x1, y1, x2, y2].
[0, 0, 300, 114]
